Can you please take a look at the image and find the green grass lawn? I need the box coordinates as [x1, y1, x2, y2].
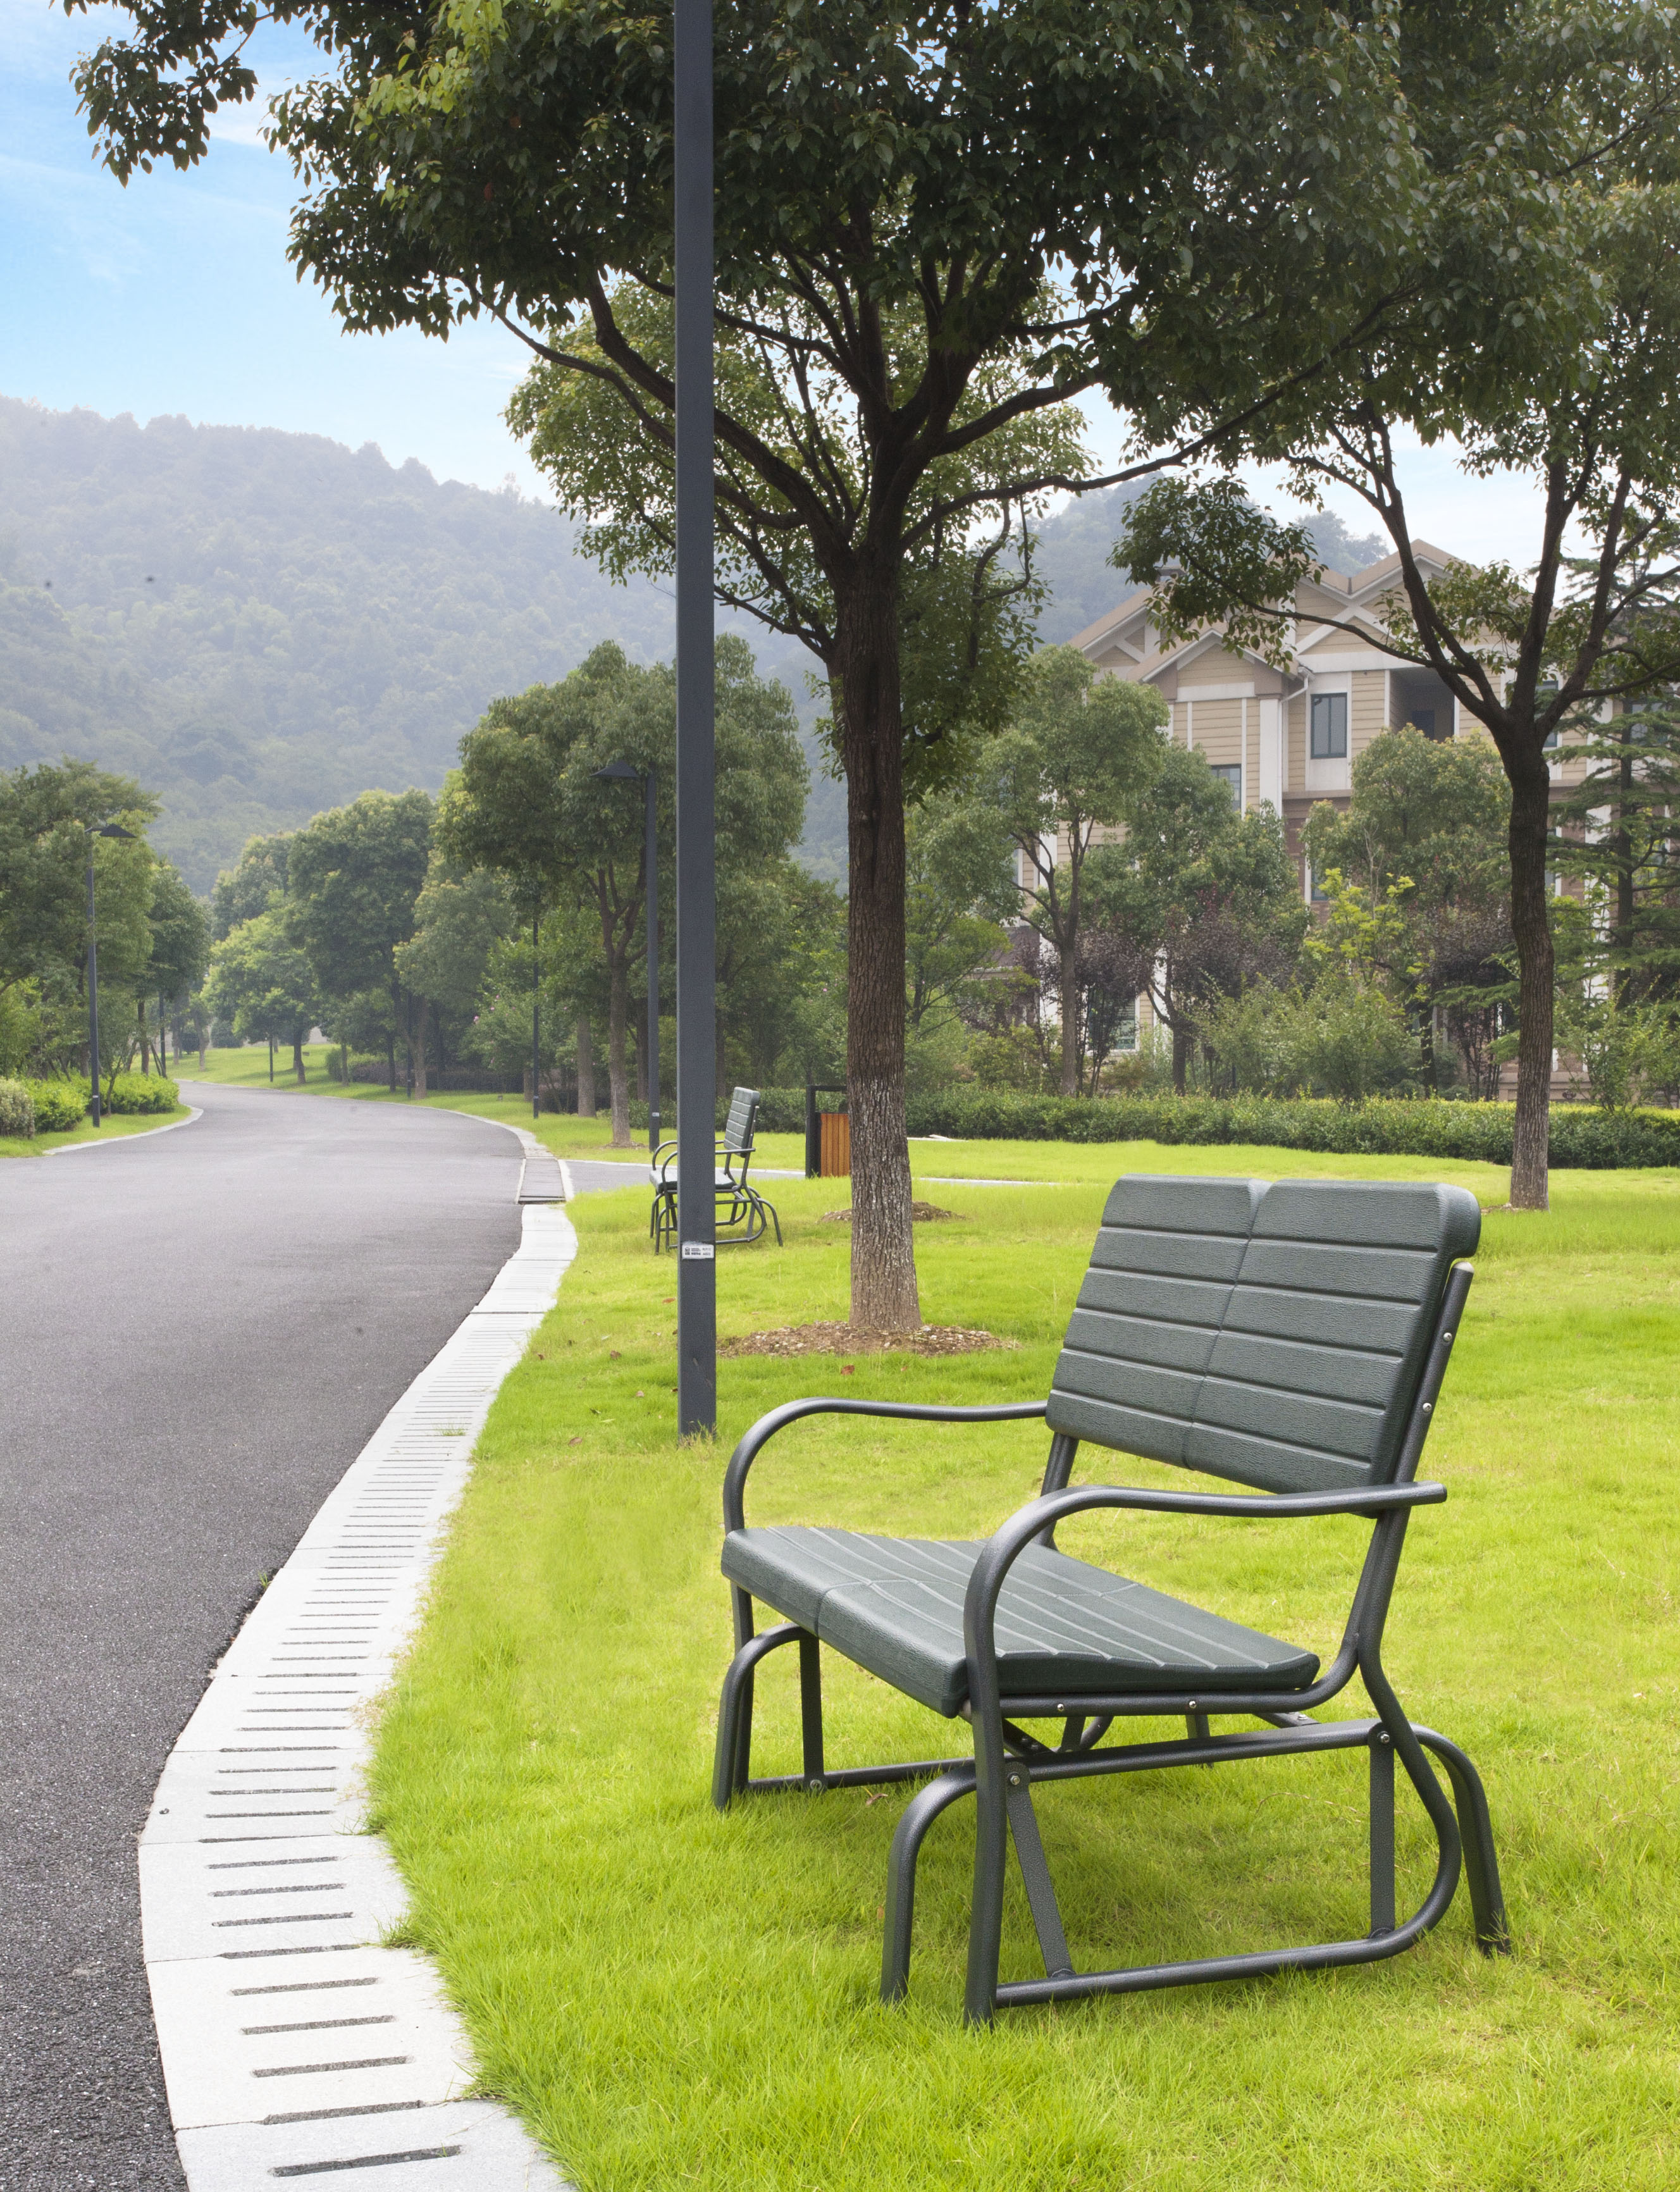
[368, 1148, 1680, 2191]
[0, 1104, 194, 1158]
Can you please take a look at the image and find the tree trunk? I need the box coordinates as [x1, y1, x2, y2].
[385, 1032, 396, 1093]
[293, 1031, 306, 1083]
[838, 577, 921, 1334]
[576, 1017, 596, 1116]
[1171, 1019, 1191, 1095]
[413, 998, 429, 1096]
[607, 951, 631, 1147]
[1613, 742, 1635, 1003]
[1058, 944, 1080, 1096]
[1507, 757, 1555, 1210]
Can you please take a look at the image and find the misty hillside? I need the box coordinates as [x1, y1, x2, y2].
[0, 396, 1383, 892]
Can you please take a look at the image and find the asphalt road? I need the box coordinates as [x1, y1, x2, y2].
[0, 1085, 524, 2191]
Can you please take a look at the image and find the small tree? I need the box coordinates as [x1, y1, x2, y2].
[206, 912, 321, 1082]
[903, 795, 1019, 1041]
[989, 648, 1168, 1093]
[288, 791, 434, 1093]
[445, 640, 805, 1144]
[1302, 726, 1511, 1092]
[1553, 690, 1680, 1000]
[1088, 744, 1307, 1090]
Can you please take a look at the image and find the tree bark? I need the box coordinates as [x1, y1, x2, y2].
[385, 1032, 395, 1093]
[293, 1031, 306, 1083]
[1507, 756, 1555, 1210]
[576, 1016, 596, 1115]
[838, 576, 921, 1334]
[607, 951, 631, 1146]
[413, 997, 428, 1095]
[1613, 741, 1635, 1003]
[1171, 1019, 1191, 1095]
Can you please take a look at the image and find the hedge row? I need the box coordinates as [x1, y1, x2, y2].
[104, 1073, 180, 1115]
[0, 1078, 35, 1137]
[741, 1087, 1680, 1170]
[25, 1080, 86, 1131]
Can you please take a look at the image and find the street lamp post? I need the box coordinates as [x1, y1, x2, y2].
[674, 0, 717, 1437]
[594, 761, 660, 1152]
[83, 820, 136, 1128]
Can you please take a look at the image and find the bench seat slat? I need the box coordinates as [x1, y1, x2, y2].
[722, 1526, 1319, 1718]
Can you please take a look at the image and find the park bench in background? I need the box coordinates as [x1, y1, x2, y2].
[712, 1173, 1509, 2022]
[652, 1085, 782, 1253]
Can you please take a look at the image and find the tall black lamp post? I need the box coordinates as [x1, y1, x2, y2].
[83, 820, 136, 1127]
[594, 760, 660, 1151]
[674, 0, 717, 1435]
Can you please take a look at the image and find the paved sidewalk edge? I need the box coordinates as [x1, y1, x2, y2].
[140, 1158, 576, 2192]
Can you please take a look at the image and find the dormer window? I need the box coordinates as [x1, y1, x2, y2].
[1310, 693, 1348, 759]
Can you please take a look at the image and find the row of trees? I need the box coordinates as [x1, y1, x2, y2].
[201, 641, 829, 1122]
[0, 759, 208, 1089]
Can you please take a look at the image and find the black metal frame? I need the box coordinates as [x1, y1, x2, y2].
[711, 1265, 1510, 2023]
[652, 1093, 781, 1253]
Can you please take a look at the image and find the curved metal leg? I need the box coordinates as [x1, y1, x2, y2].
[882, 1767, 974, 2002]
[1416, 1726, 1512, 1953]
[711, 1623, 803, 1810]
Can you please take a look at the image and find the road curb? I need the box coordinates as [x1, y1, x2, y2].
[43, 1103, 204, 1155]
[140, 1182, 578, 2191]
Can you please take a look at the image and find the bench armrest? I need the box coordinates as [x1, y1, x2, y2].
[723, 1396, 1049, 1533]
[961, 1479, 1447, 1676]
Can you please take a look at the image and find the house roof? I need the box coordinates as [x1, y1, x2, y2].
[1067, 538, 1458, 679]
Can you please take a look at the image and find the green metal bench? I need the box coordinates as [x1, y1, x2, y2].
[651, 1085, 781, 1253]
[713, 1173, 1510, 2022]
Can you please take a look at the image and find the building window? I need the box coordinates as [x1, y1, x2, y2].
[1310, 692, 1348, 759]
[1309, 867, 1330, 903]
[1114, 1003, 1139, 1052]
[1209, 763, 1242, 805]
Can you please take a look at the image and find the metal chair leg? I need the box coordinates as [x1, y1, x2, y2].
[882, 1768, 973, 2003]
[1417, 1727, 1512, 1953]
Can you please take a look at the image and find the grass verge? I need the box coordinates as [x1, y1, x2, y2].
[0, 1104, 194, 1159]
[372, 1149, 1680, 2190]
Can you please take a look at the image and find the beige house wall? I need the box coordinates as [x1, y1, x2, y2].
[1352, 671, 1388, 759]
[1287, 694, 1306, 795]
[1177, 645, 1254, 688]
[1186, 697, 1243, 771]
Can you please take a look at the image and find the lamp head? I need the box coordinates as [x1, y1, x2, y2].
[91, 822, 137, 840]
[593, 759, 640, 781]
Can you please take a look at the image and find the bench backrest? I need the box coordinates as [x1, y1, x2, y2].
[1046, 1175, 1480, 1494]
[723, 1086, 760, 1156]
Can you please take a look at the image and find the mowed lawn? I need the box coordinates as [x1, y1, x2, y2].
[370, 1148, 1680, 2192]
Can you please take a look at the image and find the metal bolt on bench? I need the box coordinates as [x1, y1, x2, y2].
[711, 1174, 1510, 2023]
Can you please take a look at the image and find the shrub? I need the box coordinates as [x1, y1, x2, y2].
[0, 1078, 35, 1138]
[23, 1079, 86, 1132]
[744, 1086, 1680, 1168]
[102, 1073, 180, 1115]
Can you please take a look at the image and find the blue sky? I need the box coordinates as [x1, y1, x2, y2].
[3, 0, 1545, 558]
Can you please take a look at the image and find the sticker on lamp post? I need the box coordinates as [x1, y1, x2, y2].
[681, 1242, 715, 1260]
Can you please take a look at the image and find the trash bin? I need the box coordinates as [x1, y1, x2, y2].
[804, 1079, 849, 1178]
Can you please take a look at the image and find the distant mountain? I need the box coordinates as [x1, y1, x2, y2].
[0, 397, 1382, 894]
[0, 397, 712, 889]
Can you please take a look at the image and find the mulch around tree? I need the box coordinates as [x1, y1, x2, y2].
[720, 1321, 1016, 1359]
[820, 1201, 962, 1223]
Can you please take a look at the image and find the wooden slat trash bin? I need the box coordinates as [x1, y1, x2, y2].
[711, 1173, 1511, 2022]
[803, 1080, 849, 1179]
